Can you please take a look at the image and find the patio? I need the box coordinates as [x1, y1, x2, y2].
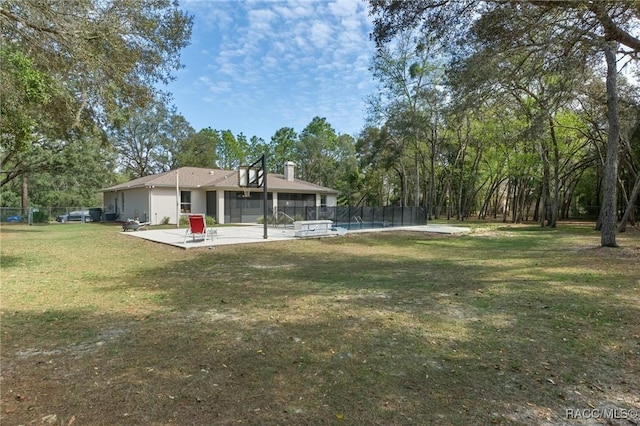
[120, 224, 471, 249]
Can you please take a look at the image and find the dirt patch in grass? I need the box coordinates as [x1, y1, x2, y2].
[1, 223, 639, 424]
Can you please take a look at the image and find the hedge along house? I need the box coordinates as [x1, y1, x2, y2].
[101, 162, 338, 225]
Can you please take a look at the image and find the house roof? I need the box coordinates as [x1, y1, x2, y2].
[102, 167, 339, 194]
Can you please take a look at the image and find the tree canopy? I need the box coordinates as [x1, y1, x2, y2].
[0, 0, 193, 188]
[368, 0, 640, 246]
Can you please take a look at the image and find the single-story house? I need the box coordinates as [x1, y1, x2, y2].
[101, 162, 338, 225]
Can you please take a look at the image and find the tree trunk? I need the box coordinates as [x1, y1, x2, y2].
[548, 118, 560, 228]
[595, 163, 604, 229]
[618, 172, 640, 232]
[502, 179, 511, 223]
[429, 138, 436, 220]
[21, 173, 29, 221]
[600, 42, 620, 247]
[414, 150, 420, 208]
[540, 156, 550, 226]
[457, 147, 466, 220]
[400, 161, 408, 207]
[455, 121, 469, 220]
[463, 144, 483, 220]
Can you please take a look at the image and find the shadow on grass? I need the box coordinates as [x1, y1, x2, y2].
[2, 230, 638, 425]
[0, 227, 46, 233]
[0, 254, 25, 267]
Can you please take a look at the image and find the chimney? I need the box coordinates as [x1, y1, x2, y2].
[284, 161, 295, 181]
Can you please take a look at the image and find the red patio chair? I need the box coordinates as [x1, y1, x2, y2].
[184, 214, 216, 244]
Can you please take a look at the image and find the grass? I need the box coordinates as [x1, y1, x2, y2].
[1, 222, 639, 425]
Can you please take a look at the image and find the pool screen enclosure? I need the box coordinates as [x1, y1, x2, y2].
[238, 154, 268, 239]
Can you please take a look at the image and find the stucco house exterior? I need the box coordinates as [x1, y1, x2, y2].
[101, 162, 338, 225]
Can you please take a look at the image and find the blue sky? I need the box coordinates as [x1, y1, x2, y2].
[165, 0, 377, 141]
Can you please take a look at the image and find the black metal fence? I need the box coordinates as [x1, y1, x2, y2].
[275, 206, 427, 230]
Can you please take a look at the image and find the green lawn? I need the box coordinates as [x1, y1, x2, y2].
[1, 222, 638, 425]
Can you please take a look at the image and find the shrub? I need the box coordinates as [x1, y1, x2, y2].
[161, 216, 170, 225]
[180, 215, 216, 226]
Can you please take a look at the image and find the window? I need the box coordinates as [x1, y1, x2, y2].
[180, 191, 191, 213]
[320, 195, 327, 207]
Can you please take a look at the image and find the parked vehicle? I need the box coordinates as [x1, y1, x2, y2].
[56, 211, 92, 222]
[5, 215, 21, 222]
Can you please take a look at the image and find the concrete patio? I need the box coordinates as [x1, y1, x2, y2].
[120, 224, 471, 249]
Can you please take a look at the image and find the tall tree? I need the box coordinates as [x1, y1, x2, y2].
[216, 130, 247, 170]
[175, 127, 219, 169]
[270, 127, 297, 174]
[155, 111, 195, 171]
[110, 99, 194, 178]
[333, 134, 360, 205]
[369, 0, 640, 246]
[357, 126, 405, 206]
[0, 45, 67, 188]
[0, 0, 192, 184]
[28, 137, 117, 208]
[617, 90, 640, 231]
[370, 31, 447, 211]
[246, 136, 272, 170]
[295, 117, 339, 186]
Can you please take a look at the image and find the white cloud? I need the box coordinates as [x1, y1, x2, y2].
[293, 34, 310, 52]
[170, 0, 377, 138]
[185, 0, 234, 31]
[310, 21, 333, 49]
[248, 8, 277, 31]
[273, 2, 316, 19]
[328, 0, 359, 18]
[198, 76, 232, 94]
